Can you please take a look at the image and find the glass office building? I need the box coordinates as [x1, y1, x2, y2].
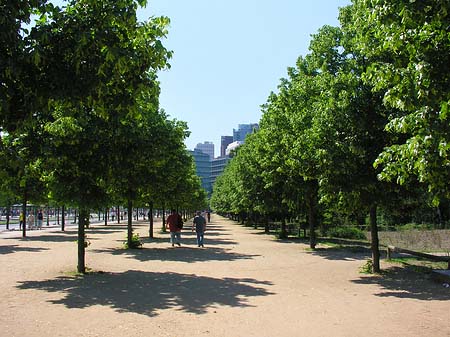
[233, 123, 259, 142]
[220, 136, 233, 157]
[189, 149, 212, 195]
[194, 141, 214, 160]
[211, 156, 231, 189]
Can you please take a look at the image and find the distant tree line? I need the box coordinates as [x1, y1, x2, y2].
[0, 0, 207, 273]
[210, 0, 450, 272]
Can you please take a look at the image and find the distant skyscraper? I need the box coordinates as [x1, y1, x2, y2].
[195, 141, 214, 160]
[211, 156, 231, 189]
[188, 123, 259, 197]
[220, 136, 233, 157]
[233, 123, 259, 142]
[189, 149, 212, 195]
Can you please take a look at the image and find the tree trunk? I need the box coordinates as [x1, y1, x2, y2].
[149, 201, 154, 238]
[162, 203, 166, 232]
[77, 208, 88, 274]
[46, 205, 50, 226]
[85, 210, 90, 229]
[22, 188, 27, 238]
[61, 205, 65, 231]
[104, 208, 108, 226]
[252, 212, 258, 229]
[127, 199, 133, 248]
[369, 204, 381, 273]
[117, 205, 121, 223]
[6, 205, 10, 230]
[280, 218, 287, 239]
[306, 180, 319, 249]
[264, 215, 269, 233]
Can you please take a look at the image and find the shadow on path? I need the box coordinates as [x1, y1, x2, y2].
[305, 246, 372, 262]
[351, 266, 450, 301]
[0, 245, 50, 255]
[92, 246, 259, 263]
[267, 235, 372, 262]
[142, 235, 237, 247]
[4, 233, 78, 243]
[86, 228, 126, 235]
[17, 270, 274, 316]
[3, 225, 130, 243]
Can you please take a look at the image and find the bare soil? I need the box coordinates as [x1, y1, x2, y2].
[1, 214, 449, 337]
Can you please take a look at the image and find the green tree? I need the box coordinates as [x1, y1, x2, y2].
[0, 0, 57, 129]
[0, 120, 48, 237]
[35, 0, 171, 273]
[109, 91, 186, 248]
[347, 0, 450, 203]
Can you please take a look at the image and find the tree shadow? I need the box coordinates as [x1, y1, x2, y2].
[139, 232, 238, 247]
[0, 245, 50, 255]
[351, 265, 450, 301]
[266, 236, 373, 262]
[305, 246, 372, 262]
[92, 245, 258, 263]
[4, 233, 78, 243]
[3, 226, 126, 243]
[179, 228, 232, 239]
[201, 224, 231, 232]
[89, 224, 128, 230]
[16, 270, 274, 316]
[86, 229, 126, 235]
[193, 230, 232, 237]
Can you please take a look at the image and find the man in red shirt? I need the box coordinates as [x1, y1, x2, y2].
[167, 209, 182, 247]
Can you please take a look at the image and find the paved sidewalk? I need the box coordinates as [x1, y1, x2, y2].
[0, 214, 449, 337]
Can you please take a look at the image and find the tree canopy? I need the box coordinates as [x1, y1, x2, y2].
[0, 0, 205, 273]
[211, 0, 450, 272]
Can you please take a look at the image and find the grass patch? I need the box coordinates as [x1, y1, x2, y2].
[387, 256, 447, 271]
[318, 238, 370, 253]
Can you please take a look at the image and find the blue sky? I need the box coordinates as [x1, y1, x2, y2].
[141, 0, 350, 155]
[50, 0, 350, 155]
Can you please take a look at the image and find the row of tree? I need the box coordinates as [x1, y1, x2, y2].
[0, 0, 207, 272]
[211, 0, 449, 272]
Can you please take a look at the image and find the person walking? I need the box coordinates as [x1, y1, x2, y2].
[192, 211, 207, 247]
[167, 209, 182, 247]
[27, 212, 35, 230]
[37, 210, 43, 230]
[19, 212, 24, 230]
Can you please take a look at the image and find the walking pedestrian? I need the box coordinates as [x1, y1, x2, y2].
[27, 212, 35, 230]
[206, 211, 211, 223]
[37, 210, 43, 229]
[192, 211, 207, 247]
[19, 212, 24, 230]
[167, 209, 183, 247]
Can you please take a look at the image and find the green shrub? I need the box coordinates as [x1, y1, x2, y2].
[396, 223, 433, 231]
[276, 229, 288, 240]
[327, 226, 366, 240]
[124, 232, 143, 249]
[359, 259, 373, 274]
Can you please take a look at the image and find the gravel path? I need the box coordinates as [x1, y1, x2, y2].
[1, 214, 449, 337]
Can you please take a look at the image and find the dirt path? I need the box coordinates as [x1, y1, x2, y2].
[1, 214, 449, 337]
